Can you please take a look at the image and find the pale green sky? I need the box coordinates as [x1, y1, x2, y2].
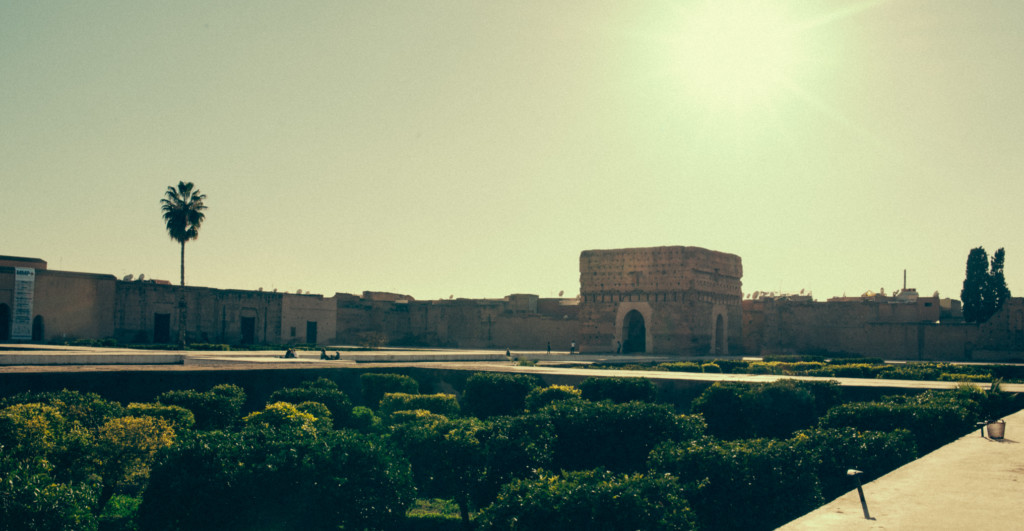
[2, 1, 1022, 301]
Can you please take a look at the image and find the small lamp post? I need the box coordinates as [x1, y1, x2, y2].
[847, 469, 871, 519]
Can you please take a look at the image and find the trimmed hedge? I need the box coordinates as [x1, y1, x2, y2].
[461, 373, 542, 418]
[360, 373, 420, 409]
[540, 399, 705, 472]
[691, 380, 840, 440]
[524, 385, 581, 410]
[126, 403, 196, 430]
[792, 427, 918, 500]
[476, 469, 698, 531]
[156, 384, 245, 431]
[268, 378, 352, 428]
[577, 376, 657, 403]
[379, 393, 460, 419]
[649, 436, 822, 531]
[818, 401, 972, 454]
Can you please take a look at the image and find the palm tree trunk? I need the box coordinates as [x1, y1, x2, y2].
[178, 241, 186, 348]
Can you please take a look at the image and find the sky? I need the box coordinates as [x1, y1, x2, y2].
[3, 1, 1023, 301]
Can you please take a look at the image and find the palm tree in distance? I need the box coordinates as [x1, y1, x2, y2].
[161, 182, 206, 347]
[160, 181, 207, 286]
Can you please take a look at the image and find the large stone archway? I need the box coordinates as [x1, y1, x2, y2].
[710, 304, 728, 355]
[622, 310, 647, 353]
[614, 302, 653, 354]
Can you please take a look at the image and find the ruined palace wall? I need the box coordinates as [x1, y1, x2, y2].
[579, 246, 743, 354]
[743, 298, 978, 360]
[0, 268, 117, 342]
[115, 283, 284, 345]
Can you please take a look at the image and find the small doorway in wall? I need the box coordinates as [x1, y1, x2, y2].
[306, 321, 318, 344]
[622, 310, 646, 353]
[31, 315, 44, 342]
[0, 304, 9, 341]
[714, 314, 726, 355]
[241, 316, 256, 345]
[154, 313, 171, 343]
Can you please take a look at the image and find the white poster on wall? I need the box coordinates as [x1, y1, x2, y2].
[12, 267, 35, 340]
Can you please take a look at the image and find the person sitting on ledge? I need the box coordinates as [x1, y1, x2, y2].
[321, 349, 328, 360]
[283, 348, 296, 359]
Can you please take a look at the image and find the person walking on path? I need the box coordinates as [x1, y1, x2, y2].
[569, 340, 576, 355]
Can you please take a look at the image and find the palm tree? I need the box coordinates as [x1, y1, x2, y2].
[160, 182, 207, 347]
[160, 181, 207, 286]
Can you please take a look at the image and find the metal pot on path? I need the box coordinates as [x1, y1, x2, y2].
[987, 420, 1006, 440]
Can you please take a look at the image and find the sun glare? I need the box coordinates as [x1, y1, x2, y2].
[674, 1, 808, 114]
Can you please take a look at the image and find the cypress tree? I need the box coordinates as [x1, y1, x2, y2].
[986, 248, 1010, 320]
[961, 247, 989, 323]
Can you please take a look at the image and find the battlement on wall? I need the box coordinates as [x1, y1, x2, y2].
[580, 246, 742, 297]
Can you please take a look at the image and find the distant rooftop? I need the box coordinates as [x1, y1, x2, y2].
[0, 256, 48, 270]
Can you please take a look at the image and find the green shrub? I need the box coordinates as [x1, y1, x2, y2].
[577, 376, 657, 403]
[708, 359, 750, 373]
[139, 428, 414, 531]
[692, 380, 839, 440]
[349, 406, 381, 432]
[808, 363, 891, 379]
[379, 393, 460, 419]
[877, 365, 941, 380]
[827, 357, 884, 365]
[360, 373, 420, 409]
[791, 427, 917, 501]
[156, 384, 245, 431]
[2, 389, 126, 431]
[461, 373, 542, 418]
[125, 403, 195, 431]
[476, 469, 697, 531]
[745, 362, 774, 374]
[774, 361, 825, 373]
[98, 494, 140, 531]
[938, 373, 991, 382]
[762, 354, 826, 363]
[819, 398, 974, 454]
[540, 399, 705, 472]
[389, 416, 486, 526]
[649, 437, 822, 531]
[659, 361, 702, 373]
[525, 385, 581, 410]
[268, 378, 352, 428]
[700, 362, 722, 373]
[473, 413, 556, 507]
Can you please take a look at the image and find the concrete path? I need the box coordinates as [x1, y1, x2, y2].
[780, 406, 1024, 530]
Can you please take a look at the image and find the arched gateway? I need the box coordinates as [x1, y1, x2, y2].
[622, 310, 647, 353]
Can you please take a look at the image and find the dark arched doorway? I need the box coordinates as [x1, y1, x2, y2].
[0, 304, 9, 341]
[714, 314, 725, 355]
[622, 310, 646, 353]
[32, 315, 44, 342]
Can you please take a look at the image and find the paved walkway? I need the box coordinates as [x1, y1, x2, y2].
[781, 406, 1024, 530]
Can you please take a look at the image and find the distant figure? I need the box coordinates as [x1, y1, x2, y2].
[506, 348, 511, 357]
[284, 348, 296, 359]
[320, 349, 328, 360]
[616, 341, 622, 354]
[570, 340, 576, 355]
[333, 351, 342, 360]
[547, 342, 551, 354]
